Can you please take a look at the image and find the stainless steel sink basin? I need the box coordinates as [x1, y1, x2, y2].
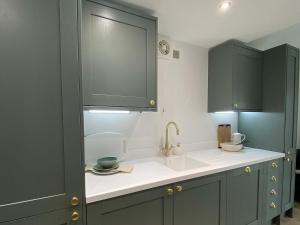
[159, 155, 209, 172]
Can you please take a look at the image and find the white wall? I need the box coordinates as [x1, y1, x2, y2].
[84, 39, 238, 163]
[248, 23, 300, 148]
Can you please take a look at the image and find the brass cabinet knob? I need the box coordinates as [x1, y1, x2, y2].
[71, 197, 80, 206]
[285, 157, 291, 162]
[270, 189, 277, 196]
[233, 103, 238, 108]
[271, 162, 278, 168]
[166, 188, 174, 196]
[271, 176, 277, 182]
[71, 211, 80, 221]
[149, 99, 156, 106]
[175, 185, 183, 192]
[284, 157, 288, 161]
[245, 166, 252, 173]
[287, 150, 291, 155]
[270, 202, 277, 209]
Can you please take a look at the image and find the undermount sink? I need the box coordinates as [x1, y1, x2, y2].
[159, 155, 209, 172]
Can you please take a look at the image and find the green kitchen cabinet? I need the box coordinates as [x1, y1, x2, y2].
[208, 40, 263, 112]
[227, 164, 264, 225]
[263, 159, 283, 223]
[282, 154, 296, 214]
[0, 0, 85, 224]
[239, 44, 299, 219]
[81, 0, 157, 111]
[87, 186, 173, 225]
[87, 173, 226, 225]
[173, 174, 226, 225]
[1, 209, 72, 225]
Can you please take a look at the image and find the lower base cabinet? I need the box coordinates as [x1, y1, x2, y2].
[227, 164, 264, 225]
[86, 162, 282, 225]
[173, 174, 226, 225]
[87, 174, 226, 225]
[87, 187, 172, 225]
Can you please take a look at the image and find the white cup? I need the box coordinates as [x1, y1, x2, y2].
[232, 133, 246, 145]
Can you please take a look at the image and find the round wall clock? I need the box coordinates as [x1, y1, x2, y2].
[159, 40, 170, 55]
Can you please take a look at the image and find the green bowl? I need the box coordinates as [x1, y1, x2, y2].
[97, 157, 118, 169]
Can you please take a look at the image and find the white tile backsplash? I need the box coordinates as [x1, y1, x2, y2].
[83, 38, 238, 163]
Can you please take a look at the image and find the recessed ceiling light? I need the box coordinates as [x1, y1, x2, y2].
[219, 1, 232, 11]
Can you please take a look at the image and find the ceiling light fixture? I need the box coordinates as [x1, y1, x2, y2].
[219, 1, 232, 11]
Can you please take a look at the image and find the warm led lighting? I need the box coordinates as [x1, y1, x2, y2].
[219, 1, 232, 10]
[214, 111, 235, 114]
[88, 110, 130, 114]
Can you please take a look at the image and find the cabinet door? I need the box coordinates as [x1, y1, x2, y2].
[0, 0, 84, 223]
[227, 164, 264, 225]
[233, 46, 263, 111]
[282, 154, 296, 212]
[82, 0, 157, 110]
[173, 174, 226, 225]
[284, 47, 299, 155]
[87, 187, 172, 225]
[1, 209, 71, 225]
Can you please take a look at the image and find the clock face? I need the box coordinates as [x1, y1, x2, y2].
[159, 40, 170, 55]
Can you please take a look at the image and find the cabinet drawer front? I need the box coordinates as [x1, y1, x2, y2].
[266, 198, 281, 221]
[265, 159, 283, 221]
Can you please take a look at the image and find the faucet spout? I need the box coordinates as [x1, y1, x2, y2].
[162, 121, 180, 156]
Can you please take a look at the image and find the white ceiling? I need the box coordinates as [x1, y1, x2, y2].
[120, 0, 300, 48]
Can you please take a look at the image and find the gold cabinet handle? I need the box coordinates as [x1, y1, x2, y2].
[270, 202, 277, 209]
[149, 99, 156, 106]
[71, 196, 80, 206]
[166, 188, 174, 196]
[270, 189, 277, 196]
[233, 103, 238, 108]
[271, 176, 277, 182]
[71, 211, 80, 221]
[175, 185, 183, 192]
[245, 166, 252, 173]
[271, 162, 278, 168]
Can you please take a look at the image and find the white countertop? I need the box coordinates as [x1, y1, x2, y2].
[85, 148, 284, 204]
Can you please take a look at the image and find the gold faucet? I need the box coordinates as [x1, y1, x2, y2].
[162, 121, 180, 156]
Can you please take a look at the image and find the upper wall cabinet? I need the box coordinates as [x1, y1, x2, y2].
[208, 40, 263, 112]
[81, 0, 157, 111]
